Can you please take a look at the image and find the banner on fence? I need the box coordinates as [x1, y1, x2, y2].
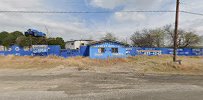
[130, 47, 203, 56]
[32, 45, 48, 53]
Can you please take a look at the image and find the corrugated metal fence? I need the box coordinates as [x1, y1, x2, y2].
[0, 45, 202, 58]
[128, 47, 203, 56]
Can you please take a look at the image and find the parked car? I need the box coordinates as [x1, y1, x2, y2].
[25, 29, 46, 37]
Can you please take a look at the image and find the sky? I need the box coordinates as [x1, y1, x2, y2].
[0, 0, 203, 41]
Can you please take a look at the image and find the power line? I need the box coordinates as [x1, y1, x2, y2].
[0, 10, 176, 14]
[0, 10, 202, 17]
[181, 11, 203, 16]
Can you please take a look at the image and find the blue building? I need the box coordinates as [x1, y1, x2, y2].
[88, 40, 129, 59]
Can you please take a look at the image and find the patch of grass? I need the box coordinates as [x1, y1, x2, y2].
[0, 56, 202, 74]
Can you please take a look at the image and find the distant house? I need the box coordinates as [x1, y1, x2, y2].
[0, 45, 5, 51]
[65, 40, 93, 50]
[88, 40, 129, 59]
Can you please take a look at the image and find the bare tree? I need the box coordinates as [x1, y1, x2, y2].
[131, 25, 201, 48]
[149, 29, 165, 47]
[131, 29, 165, 47]
[178, 32, 201, 48]
[102, 33, 117, 41]
[163, 25, 201, 48]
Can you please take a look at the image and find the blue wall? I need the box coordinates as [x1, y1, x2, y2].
[80, 46, 90, 57]
[89, 42, 127, 59]
[0, 45, 202, 59]
[0, 45, 61, 57]
[48, 45, 61, 56]
[0, 45, 32, 56]
[60, 49, 81, 58]
[129, 47, 203, 56]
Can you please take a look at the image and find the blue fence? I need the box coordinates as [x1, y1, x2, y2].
[0, 45, 202, 58]
[0, 45, 62, 57]
[80, 46, 90, 57]
[60, 49, 81, 58]
[0, 45, 32, 56]
[129, 47, 203, 56]
[48, 45, 61, 56]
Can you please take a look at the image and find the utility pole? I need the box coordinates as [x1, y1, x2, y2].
[173, 0, 180, 62]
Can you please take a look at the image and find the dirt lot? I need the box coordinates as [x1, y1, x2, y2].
[0, 56, 202, 100]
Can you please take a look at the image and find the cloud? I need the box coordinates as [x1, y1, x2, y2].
[0, 0, 43, 10]
[90, 0, 169, 24]
[90, 0, 203, 37]
[0, 0, 90, 41]
[88, 0, 174, 39]
[114, 12, 146, 22]
[0, 0, 202, 42]
[90, 0, 125, 9]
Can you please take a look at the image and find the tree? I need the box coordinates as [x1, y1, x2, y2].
[2, 31, 24, 47]
[163, 25, 201, 48]
[56, 37, 65, 49]
[131, 30, 150, 47]
[0, 30, 66, 48]
[178, 32, 201, 48]
[102, 33, 117, 41]
[31, 37, 47, 45]
[16, 36, 31, 47]
[10, 31, 24, 38]
[149, 29, 165, 47]
[131, 31, 148, 47]
[2, 35, 16, 47]
[47, 37, 65, 49]
[120, 38, 129, 45]
[131, 25, 201, 48]
[0, 31, 9, 45]
[130, 29, 165, 47]
[200, 36, 203, 47]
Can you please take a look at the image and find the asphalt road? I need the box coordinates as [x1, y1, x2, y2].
[0, 70, 203, 100]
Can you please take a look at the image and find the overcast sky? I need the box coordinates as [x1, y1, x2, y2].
[0, 0, 203, 41]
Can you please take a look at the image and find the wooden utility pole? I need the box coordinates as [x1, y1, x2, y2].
[173, 0, 180, 62]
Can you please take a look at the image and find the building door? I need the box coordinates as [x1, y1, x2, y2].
[105, 48, 112, 58]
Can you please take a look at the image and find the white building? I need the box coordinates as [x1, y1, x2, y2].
[0, 45, 5, 51]
[65, 40, 93, 50]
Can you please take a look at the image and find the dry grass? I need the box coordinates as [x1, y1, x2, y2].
[0, 55, 202, 74]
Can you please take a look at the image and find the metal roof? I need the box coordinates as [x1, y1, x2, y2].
[88, 39, 129, 47]
[66, 39, 94, 42]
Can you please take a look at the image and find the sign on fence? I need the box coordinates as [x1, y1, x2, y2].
[32, 45, 48, 53]
[137, 50, 162, 56]
[131, 47, 203, 56]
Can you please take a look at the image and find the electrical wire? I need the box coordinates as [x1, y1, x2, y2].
[0, 10, 176, 13]
[0, 10, 202, 17]
[181, 11, 203, 16]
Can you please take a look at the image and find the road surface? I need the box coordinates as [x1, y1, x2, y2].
[0, 69, 202, 100]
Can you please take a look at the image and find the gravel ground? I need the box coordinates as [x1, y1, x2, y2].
[0, 68, 203, 100]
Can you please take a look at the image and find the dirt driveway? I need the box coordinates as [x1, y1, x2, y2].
[0, 67, 203, 100]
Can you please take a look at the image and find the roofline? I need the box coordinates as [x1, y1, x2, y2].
[66, 40, 94, 42]
[88, 39, 129, 47]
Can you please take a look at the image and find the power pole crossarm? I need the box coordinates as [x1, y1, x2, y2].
[173, 0, 180, 62]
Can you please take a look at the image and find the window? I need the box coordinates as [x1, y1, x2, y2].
[81, 43, 85, 46]
[98, 48, 105, 53]
[71, 43, 74, 45]
[112, 48, 118, 53]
